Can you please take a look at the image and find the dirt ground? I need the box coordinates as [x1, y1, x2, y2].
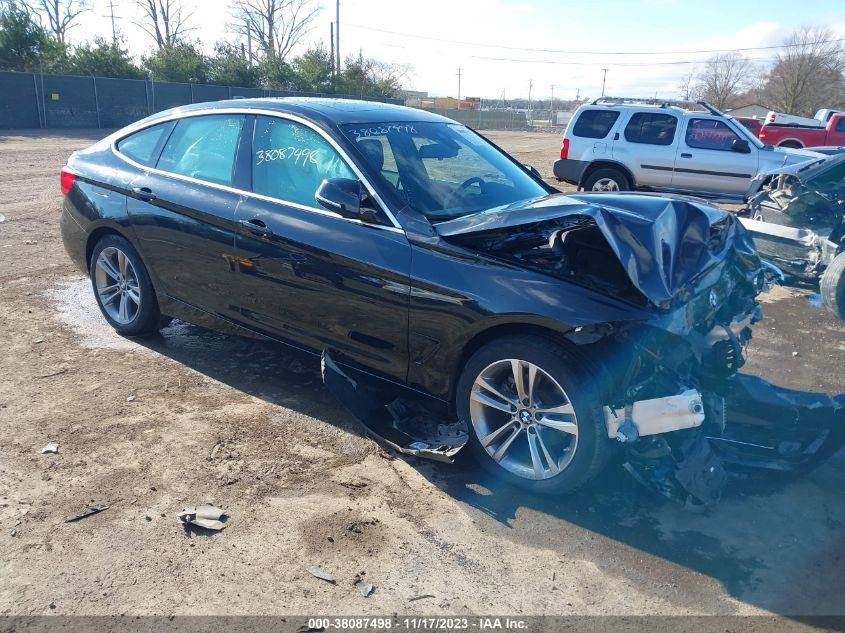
[1, 129, 844, 619]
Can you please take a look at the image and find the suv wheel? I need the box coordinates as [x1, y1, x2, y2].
[582, 167, 631, 192]
[456, 335, 611, 494]
[90, 234, 164, 336]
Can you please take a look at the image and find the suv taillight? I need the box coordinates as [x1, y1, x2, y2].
[560, 138, 570, 160]
[60, 167, 76, 195]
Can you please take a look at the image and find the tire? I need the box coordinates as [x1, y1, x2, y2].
[456, 335, 611, 495]
[778, 141, 803, 149]
[89, 234, 164, 336]
[582, 167, 631, 192]
[821, 251, 845, 320]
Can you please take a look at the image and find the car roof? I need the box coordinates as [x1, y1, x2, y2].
[146, 97, 452, 127]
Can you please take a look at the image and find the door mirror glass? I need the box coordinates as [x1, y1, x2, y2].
[316, 178, 369, 219]
[732, 138, 751, 154]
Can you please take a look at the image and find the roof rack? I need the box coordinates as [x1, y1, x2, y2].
[589, 97, 724, 116]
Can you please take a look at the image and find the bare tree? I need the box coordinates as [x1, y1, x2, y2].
[763, 26, 845, 116]
[677, 68, 698, 101]
[694, 52, 755, 110]
[26, 0, 89, 44]
[231, 0, 318, 61]
[135, 0, 194, 49]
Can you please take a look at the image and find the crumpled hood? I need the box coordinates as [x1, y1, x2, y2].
[435, 192, 762, 307]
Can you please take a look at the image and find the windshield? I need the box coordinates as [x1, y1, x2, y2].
[342, 121, 548, 221]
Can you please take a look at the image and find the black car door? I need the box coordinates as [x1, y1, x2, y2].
[230, 114, 411, 383]
[124, 113, 249, 320]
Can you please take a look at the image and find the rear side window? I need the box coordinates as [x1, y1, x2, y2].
[624, 113, 677, 145]
[835, 118, 845, 132]
[117, 123, 170, 165]
[571, 110, 620, 139]
[252, 116, 355, 208]
[157, 115, 245, 186]
[685, 119, 741, 151]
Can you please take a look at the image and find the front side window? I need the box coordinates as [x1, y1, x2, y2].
[117, 122, 171, 165]
[835, 118, 845, 132]
[156, 115, 244, 186]
[686, 118, 742, 151]
[624, 112, 677, 146]
[571, 110, 620, 139]
[343, 121, 548, 221]
[252, 116, 355, 208]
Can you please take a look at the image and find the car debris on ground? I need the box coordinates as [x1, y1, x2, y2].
[64, 504, 110, 523]
[306, 565, 336, 584]
[177, 505, 228, 531]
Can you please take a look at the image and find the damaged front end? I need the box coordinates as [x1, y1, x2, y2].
[740, 162, 845, 280]
[323, 192, 844, 506]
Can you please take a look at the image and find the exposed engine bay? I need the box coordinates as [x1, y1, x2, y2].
[323, 193, 845, 508]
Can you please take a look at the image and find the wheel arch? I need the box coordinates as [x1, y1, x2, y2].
[448, 319, 584, 413]
[85, 225, 130, 271]
[777, 139, 804, 149]
[580, 160, 636, 189]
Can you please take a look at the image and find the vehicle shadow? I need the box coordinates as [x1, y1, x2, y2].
[136, 320, 845, 617]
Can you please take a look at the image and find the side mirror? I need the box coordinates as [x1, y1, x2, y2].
[524, 164, 542, 180]
[732, 139, 751, 154]
[315, 178, 375, 221]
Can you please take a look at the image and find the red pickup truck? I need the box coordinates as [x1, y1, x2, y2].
[759, 110, 845, 148]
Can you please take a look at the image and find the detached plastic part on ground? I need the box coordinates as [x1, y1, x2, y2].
[322, 352, 845, 508]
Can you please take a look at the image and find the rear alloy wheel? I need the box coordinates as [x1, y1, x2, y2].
[583, 167, 630, 192]
[457, 335, 611, 494]
[90, 234, 164, 336]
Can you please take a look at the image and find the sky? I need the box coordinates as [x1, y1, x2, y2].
[64, 0, 845, 101]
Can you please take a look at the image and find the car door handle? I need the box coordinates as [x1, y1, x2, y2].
[131, 186, 156, 201]
[680, 153, 692, 158]
[239, 218, 273, 237]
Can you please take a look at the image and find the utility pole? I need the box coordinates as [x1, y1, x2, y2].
[456, 67, 462, 106]
[550, 84, 556, 125]
[104, 0, 120, 44]
[330, 22, 335, 76]
[335, 0, 341, 75]
[527, 79, 533, 123]
[601, 68, 608, 97]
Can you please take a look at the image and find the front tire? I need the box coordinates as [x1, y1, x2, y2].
[89, 234, 163, 336]
[582, 167, 631, 192]
[456, 335, 611, 494]
[821, 252, 845, 320]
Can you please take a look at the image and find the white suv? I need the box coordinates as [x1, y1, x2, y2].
[554, 100, 819, 201]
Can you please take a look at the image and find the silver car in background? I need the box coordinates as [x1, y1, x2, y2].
[554, 99, 819, 202]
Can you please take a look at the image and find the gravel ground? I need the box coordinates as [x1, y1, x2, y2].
[0, 129, 843, 618]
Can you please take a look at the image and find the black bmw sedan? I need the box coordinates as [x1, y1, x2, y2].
[61, 98, 773, 496]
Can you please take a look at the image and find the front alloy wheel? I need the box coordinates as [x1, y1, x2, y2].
[457, 335, 611, 494]
[470, 359, 578, 480]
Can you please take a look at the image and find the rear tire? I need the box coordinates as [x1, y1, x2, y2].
[456, 335, 611, 495]
[778, 140, 803, 149]
[821, 252, 845, 320]
[582, 167, 631, 192]
[89, 234, 164, 336]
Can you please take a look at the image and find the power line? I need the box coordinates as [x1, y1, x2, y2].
[467, 53, 779, 67]
[345, 23, 845, 56]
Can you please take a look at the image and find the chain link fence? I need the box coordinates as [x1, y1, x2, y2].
[0, 70, 403, 130]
